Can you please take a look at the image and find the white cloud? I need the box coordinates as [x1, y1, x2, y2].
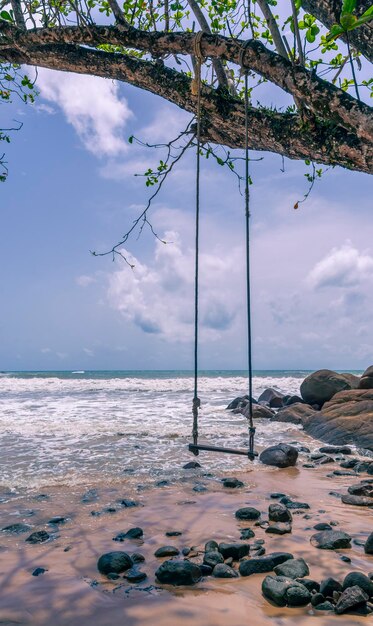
[83, 347, 95, 357]
[307, 242, 373, 289]
[37, 69, 132, 156]
[76, 275, 96, 287]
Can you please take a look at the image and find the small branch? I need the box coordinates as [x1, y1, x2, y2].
[291, 0, 304, 66]
[346, 33, 361, 102]
[10, 0, 26, 29]
[255, 0, 288, 59]
[107, 0, 129, 26]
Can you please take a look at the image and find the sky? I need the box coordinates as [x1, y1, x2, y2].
[0, 65, 372, 372]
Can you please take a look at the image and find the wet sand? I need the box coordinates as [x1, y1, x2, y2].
[0, 461, 372, 626]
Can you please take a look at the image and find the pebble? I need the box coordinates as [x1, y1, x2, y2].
[2, 523, 32, 535]
[155, 560, 202, 585]
[218, 543, 250, 560]
[239, 553, 293, 577]
[154, 546, 180, 558]
[48, 516, 66, 525]
[240, 528, 255, 540]
[165, 531, 182, 537]
[192, 485, 208, 493]
[205, 540, 219, 552]
[310, 530, 351, 550]
[212, 563, 238, 578]
[183, 461, 201, 469]
[203, 551, 224, 568]
[32, 567, 47, 576]
[274, 558, 309, 579]
[97, 552, 132, 575]
[222, 478, 244, 489]
[266, 523, 292, 535]
[25, 531, 50, 544]
[123, 568, 147, 583]
[131, 553, 145, 563]
[235, 507, 261, 521]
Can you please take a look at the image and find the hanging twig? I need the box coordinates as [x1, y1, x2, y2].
[346, 32, 361, 102]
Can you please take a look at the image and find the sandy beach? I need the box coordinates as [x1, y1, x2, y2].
[1, 457, 372, 626]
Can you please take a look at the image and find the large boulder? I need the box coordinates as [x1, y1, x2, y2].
[260, 444, 298, 468]
[258, 388, 285, 408]
[272, 403, 317, 426]
[304, 389, 373, 451]
[359, 365, 373, 389]
[300, 369, 357, 406]
[242, 403, 274, 419]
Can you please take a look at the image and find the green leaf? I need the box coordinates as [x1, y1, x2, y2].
[0, 10, 12, 21]
[342, 0, 356, 14]
[361, 5, 373, 18]
[340, 13, 357, 30]
[326, 23, 345, 41]
[354, 13, 373, 28]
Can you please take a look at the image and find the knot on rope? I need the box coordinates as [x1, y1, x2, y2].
[192, 396, 201, 411]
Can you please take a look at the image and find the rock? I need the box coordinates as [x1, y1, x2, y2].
[183, 461, 201, 469]
[212, 563, 238, 578]
[314, 601, 335, 611]
[341, 459, 358, 468]
[32, 567, 47, 576]
[113, 527, 144, 542]
[240, 528, 255, 539]
[300, 369, 356, 406]
[259, 444, 298, 468]
[107, 572, 120, 580]
[270, 493, 286, 499]
[332, 470, 356, 476]
[81, 488, 99, 503]
[274, 558, 309, 579]
[348, 483, 373, 497]
[218, 543, 250, 560]
[166, 531, 182, 537]
[299, 579, 320, 593]
[155, 560, 202, 585]
[118, 499, 139, 508]
[311, 593, 326, 607]
[200, 564, 212, 575]
[359, 365, 373, 390]
[284, 395, 305, 406]
[25, 531, 50, 544]
[235, 507, 261, 520]
[304, 389, 373, 451]
[343, 572, 373, 597]
[193, 484, 208, 493]
[203, 551, 224, 568]
[341, 494, 373, 507]
[2, 523, 32, 534]
[97, 552, 132, 575]
[239, 552, 293, 577]
[340, 555, 351, 563]
[355, 461, 373, 473]
[319, 445, 352, 454]
[262, 575, 311, 607]
[314, 523, 332, 531]
[48, 516, 66, 525]
[242, 403, 274, 419]
[335, 586, 369, 614]
[154, 546, 180, 558]
[365, 532, 373, 554]
[320, 577, 342, 598]
[280, 496, 310, 510]
[123, 568, 147, 583]
[273, 403, 317, 426]
[266, 523, 292, 535]
[310, 530, 351, 550]
[226, 395, 254, 410]
[205, 540, 219, 552]
[222, 477, 244, 489]
[268, 503, 292, 523]
[132, 553, 145, 563]
[258, 388, 285, 408]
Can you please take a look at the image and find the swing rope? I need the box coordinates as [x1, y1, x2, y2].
[190, 36, 255, 460]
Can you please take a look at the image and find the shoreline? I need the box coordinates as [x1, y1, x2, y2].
[1, 455, 373, 626]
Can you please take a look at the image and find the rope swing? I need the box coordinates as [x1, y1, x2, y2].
[189, 35, 255, 460]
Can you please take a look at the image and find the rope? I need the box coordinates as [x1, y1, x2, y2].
[240, 45, 255, 461]
[191, 32, 204, 456]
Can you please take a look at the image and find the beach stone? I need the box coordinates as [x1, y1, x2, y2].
[205, 540, 219, 552]
[311, 593, 326, 607]
[359, 365, 373, 389]
[262, 575, 311, 607]
[25, 531, 50, 544]
[335, 586, 369, 614]
[165, 531, 182, 537]
[258, 388, 285, 408]
[286, 584, 312, 607]
[268, 503, 292, 523]
[218, 542, 250, 560]
[240, 528, 255, 539]
[155, 560, 202, 585]
[193, 484, 208, 493]
[340, 459, 358, 468]
[317, 456, 334, 465]
[212, 563, 239, 578]
[274, 558, 309, 579]
[34, 494, 50, 502]
[332, 470, 356, 476]
[343, 572, 373, 597]
[341, 494, 373, 507]
[314, 601, 335, 611]
[2, 523, 32, 535]
[183, 461, 201, 469]
[81, 488, 99, 503]
[97, 552, 132, 575]
[131, 553, 145, 563]
[280, 496, 310, 510]
[32, 567, 47, 576]
[239, 552, 293, 577]
[348, 483, 373, 497]
[266, 523, 291, 535]
[314, 523, 332, 531]
[319, 446, 352, 454]
[300, 370, 356, 406]
[235, 507, 261, 520]
[299, 578, 320, 593]
[48, 516, 66, 525]
[340, 555, 351, 563]
[320, 577, 342, 598]
[310, 530, 351, 550]
[260, 444, 298, 468]
[242, 403, 274, 419]
[154, 546, 180, 558]
[222, 477, 244, 489]
[284, 395, 305, 406]
[203, 551, 224, 568]
[305, 389, 373, 451]
[200, 564, 213, 575]
[123, 568, 147, 583]
[273, 403, 317, 426]
[270, 493, 286, 499]
[107, 572, 120, 580]
[226, 395, 253, 410]
[365, 532, 373, 554]
[118, 499, 139, 508]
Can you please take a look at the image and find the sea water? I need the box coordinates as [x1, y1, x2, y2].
[0, 370, 356, 491]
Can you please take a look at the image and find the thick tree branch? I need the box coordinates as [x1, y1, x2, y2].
[1, 42, 371, 173]
[301, 0, 373, 63]
[2, 24, 371, 143]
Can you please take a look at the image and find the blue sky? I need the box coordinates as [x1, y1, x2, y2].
[1, 67, 372, 371]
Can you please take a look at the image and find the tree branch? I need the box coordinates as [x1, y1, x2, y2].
[255, 0, 288, 59]
[107, 0, 129, 27]
[2, 24, 371, 143]
[10, 0, 26, 29]
[1, 42, 371, 173]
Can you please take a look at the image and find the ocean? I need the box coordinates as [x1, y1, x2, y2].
[0, 370, 360, 491]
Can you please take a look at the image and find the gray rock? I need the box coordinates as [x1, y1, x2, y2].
[2, 523, 32, 534]
[205, 540, 219, 552]
[310, 530, 351, 550]
[165, 531, 182, 537]
[319, 446, 352, 454]
[32, 567, 47, 576]
[118, 499, 139, 508]
[273, 403, 317, 426]
[286, 584, 312, 607]
[314, 523, 332, 531]
[212, 563, 238, 578]
[239, 552, 293, 577]
[240, 528, 255, 539]
[335, 586, 369, 614]
[342, 494, 373, 507]
[359, 365, 373, 390]
[314, 601, 335, 611]
[348, 483, 373, 497]
[226, 395, 252, 410]
[343, 572, 373, 597]
[132, 553, 145, 563]
[222, 477, 244, 489]
[48, 516, 66, 525]
[311, 592, 326, 607]
[154, 546, 180, 558]
[365, 532, 373, 554]
[203, 551, 224, 568]
[260, 444, 298, 468]
[97, 551, 132, 575]
[113, 527, 144, 541]
[155, 560, 202, 585]
[218, 542, 250, 560]
[25, 531, 50, 544]
[258, 388, 284, 408]
[280, 496, 310, 510]
[284, 395, 305, 406]
[262, 575, 311, 607]
[183, 461, 201, 469]
[243, 403, 274, 419]
[235, 507, 261, 520]
[274, 558, 309, 579]
[300, 369, 355, 406]
[299, 578, 320, 593]
[319, 577, 342, 598]
[123, 568, 147, 583]
[265, 523, 292, 535]
[192, 484, 208, 493]
[268, 503, 292, 523]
